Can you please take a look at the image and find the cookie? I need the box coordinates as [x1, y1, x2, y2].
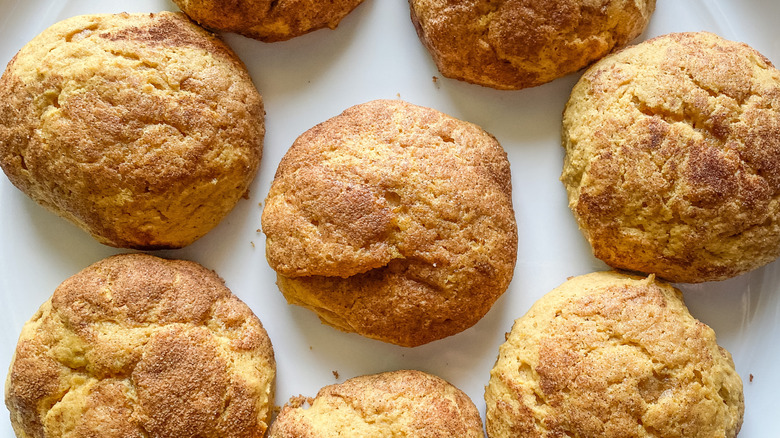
[173, 0, 365, 42]
[561, 31, 780, 283]
[261, 99, 517, 347]
[485, 271, 744, 438]
[5, 254, 276, 438]
[0, 12, 263, 249]
[409, 0, 655, 90]
[269, 370, 484, 438]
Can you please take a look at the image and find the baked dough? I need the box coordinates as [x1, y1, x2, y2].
[561, 31, 780, 283]
[485, 271, 744, 437]
[269, 370, 484, 438]
[409, 0, 655, 89]
[0, 12, 263, 249]
[5, 254, 276, 438]
[262, 99, 517, 346]
[173, 0, 365, 42]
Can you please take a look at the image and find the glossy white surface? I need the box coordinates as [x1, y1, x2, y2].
[0, 0, 777, 436]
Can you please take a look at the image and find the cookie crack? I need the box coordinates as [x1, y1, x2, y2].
[626, 87, 775, 189]
[107, 48, 141, 62]
[629, 92, 713, 140]
[679, 65, 758, 107]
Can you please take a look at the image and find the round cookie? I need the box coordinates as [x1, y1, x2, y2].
[269, 370, 484, 438]
[0, 12, 263, 249]
[5, 254, 276, 438]
[409, 0, 655, 90]
[173, 0, 365, 42]
[561, 31, 780, 283]
[485, 271, 744, 438]
[261, 99, 517, 347]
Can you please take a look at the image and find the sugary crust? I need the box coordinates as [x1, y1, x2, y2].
[173, 0, 365, 42]
[561, 31, 780, 283]
[485, 271, 744, 438]
[269, 370, 484, 438]
[5, 254, 276, 438]
[409, 0, 655, 90]
[262, 99, 517, 346]
[0, 12, 263, 249]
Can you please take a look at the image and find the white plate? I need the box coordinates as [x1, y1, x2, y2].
[0, 0, 777, 436]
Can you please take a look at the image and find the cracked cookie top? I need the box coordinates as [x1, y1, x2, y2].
[269, 370, 484, 438]
[0, 12, 263, 249]
[486, 271, 744, 438]
[172, 0, 365, 42]
[5, 253, 276, 438]
[561, 31, 780, 283]
[409, 0, 655, 90]
[261, 99, 517, 346]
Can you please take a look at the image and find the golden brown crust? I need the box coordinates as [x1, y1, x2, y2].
[269, 370, 484, 438]
[172, 0, 365, 42]
[409, 0, 655, 90]
[5, 254, 276, 438]
[262, 99, 517, 346]
[0, 12, 263, 249]
[561, 31, 780, 283]
[485, 271, 744, 438]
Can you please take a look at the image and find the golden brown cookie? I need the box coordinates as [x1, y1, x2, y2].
[262, 99, 517, 347]
[561, 31, 780, 283]
[173, 0, 365, 42]
[409, 0, 655, 90]
[5, 254, 276, 438]
[485, 271, 744, 438]
[0, 12, 263, 249]
[269, 370, 484, 438]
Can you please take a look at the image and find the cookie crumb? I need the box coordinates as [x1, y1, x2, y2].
[750, 374, 754, 383]
[332, 370, 340, 379]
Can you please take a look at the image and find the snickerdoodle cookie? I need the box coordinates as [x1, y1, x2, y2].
[262, 99, 517, 347]
[0, 12, 263, 249]
[269, 370, 484, 438]
[561, 31, 780, 283]
[485, 271, 744, 438]
[173, 0, 365, 42]
[409, 0, 655, 89]
[5, 254, 276, 438]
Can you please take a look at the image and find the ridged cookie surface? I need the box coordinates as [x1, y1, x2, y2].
[0, 12, 263, 249]
[409, 0, 655, 89]
[562, 31, 780, 282]
[262, 99, 517, 346]
[485, 271, 744, 438]
[269, 370, 484, 438]
[173, 0, 365, 42]
[5, 254, 276, 438]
